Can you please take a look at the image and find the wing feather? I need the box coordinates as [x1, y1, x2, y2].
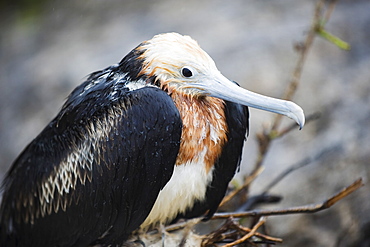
[0, 85, 182, 246]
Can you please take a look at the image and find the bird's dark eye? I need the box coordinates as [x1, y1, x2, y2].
[181, 67, 193, 78]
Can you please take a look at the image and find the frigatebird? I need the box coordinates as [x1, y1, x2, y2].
[0, 33, 304, 246]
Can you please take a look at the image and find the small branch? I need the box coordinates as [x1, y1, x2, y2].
[252, 0, 329, 175]
[221, 217, 267, 247]
[212, 178, 363, 219]
[219, 166, 264, 208]
[271, 0, 325, 131]
[201, 217, 235, 246]
[201, 217, 282, 246]
[316, 28, 351, 50]
[323, 0, 339, 23]
[261, 142, 341, 194]
[236, 194, 282, 212]
[323, 178, 363, 208]
[165, 218, 202, 232]
[274, 112, 321, 138]
[261, 158, 312, 195]
[317, 0, 350, 50]
[244, 228, 282, 245]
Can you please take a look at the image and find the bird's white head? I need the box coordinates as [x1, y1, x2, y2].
[135, 32, 305, 129]
[136, 33, 217, 93]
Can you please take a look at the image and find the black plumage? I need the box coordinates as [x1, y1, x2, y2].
[0, 81, 184, 246]
[0, 32, 303, 246]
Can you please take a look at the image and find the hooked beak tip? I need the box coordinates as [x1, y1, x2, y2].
[292, 105, 305, 130]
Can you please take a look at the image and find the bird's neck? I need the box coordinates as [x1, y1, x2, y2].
[170, 92, 228, 173]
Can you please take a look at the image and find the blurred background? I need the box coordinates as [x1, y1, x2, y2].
[0, 0, 369, 246]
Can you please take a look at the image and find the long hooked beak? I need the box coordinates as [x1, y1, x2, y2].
[190, 73, 305, 129]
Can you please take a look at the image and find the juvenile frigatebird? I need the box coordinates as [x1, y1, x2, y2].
[0, 33, 304, 246]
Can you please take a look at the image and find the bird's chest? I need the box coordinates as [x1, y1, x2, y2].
[174, 94, 228, 172]
[141, 95, 228, 228]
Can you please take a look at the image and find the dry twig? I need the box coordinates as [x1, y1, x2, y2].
[212, 178, 363, 220]
[219, 166, 264, 208]
[201, 217, 282, 247]
[221, 217, 267, 247]
[254, 0, 327, 174]
[261, 141, 341, 194]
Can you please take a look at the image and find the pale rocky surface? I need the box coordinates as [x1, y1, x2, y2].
[1, 1, 369, 246]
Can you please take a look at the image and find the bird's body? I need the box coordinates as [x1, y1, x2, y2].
[0, 33, 304, 246]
